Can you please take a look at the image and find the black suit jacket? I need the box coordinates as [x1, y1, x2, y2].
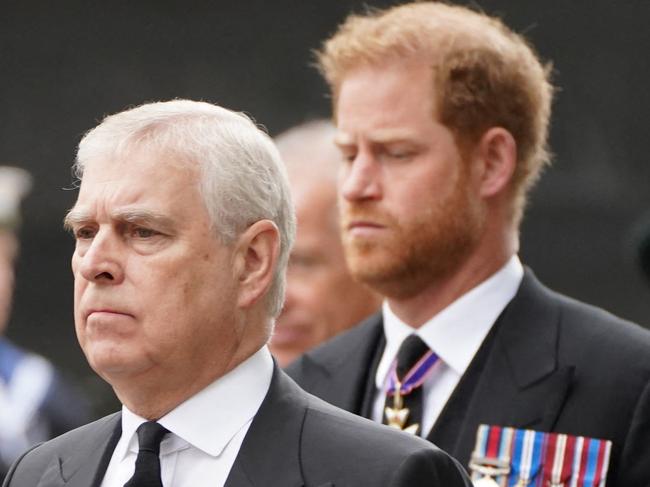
[287, 270, 650, 487]
[2, 367, 471, 487]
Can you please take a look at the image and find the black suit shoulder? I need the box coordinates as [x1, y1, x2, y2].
[298, 385, 470, 486]
[3, 413, 120, 486]
[553, 286, 650, 354]
[536, 279, 650, 389]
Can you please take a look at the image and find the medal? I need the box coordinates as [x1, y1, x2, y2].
[473, 477, 500, 487]
[384, 381, 420, 434]
[470, 425, 613, 487]
[384, 349, 438, 434]
[469, 455, 510, 487]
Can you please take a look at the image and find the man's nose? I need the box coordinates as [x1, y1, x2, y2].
[77, 230, 125, 284]
[340, 153, 382, 202]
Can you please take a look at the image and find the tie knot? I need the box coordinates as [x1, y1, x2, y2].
[396, 334, 430, 380]
[136, 421, 169, 454]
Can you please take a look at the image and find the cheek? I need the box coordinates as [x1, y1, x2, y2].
[72, 277, 87, 317]
[73, 309, 88, 352]
[155, 264, 231, 334]
[72, 272, 86, 322]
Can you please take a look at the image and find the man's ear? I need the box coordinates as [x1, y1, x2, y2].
[475, 127, 517, 198]
[233, 220, 280, 309]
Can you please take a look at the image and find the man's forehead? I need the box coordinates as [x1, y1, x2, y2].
[80, 146, 197, 180]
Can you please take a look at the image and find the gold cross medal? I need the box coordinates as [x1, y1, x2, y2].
[384, 346, 440, 436]
[384, 381, 420, 435]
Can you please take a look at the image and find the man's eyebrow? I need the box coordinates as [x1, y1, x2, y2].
[63, 209, 91, 231]
[62, 208, 175, 231]
[334, 129, 418, 147]
[114, 209, 174, 229]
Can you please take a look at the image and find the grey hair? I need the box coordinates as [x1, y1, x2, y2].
[75, 99, 296, 317]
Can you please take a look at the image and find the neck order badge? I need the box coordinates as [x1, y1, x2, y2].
[469, 425, 612, 487]
[384, 344, 439, 435]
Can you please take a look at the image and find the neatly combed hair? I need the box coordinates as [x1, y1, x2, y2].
[318, 2, 554, 224]
[75, 99, 296, 317]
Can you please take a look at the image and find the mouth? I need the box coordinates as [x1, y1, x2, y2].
[346, 220, 386, 237]
[85, 309, 134, 320]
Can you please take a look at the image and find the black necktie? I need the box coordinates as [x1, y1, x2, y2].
[383, 334, 432, 435]
[124, 421, 169, 487]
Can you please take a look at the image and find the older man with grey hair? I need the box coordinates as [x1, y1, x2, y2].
[271, 120, 380, 367]
[3, 100, 470, 487]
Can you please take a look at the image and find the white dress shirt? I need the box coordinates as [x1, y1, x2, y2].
[372, 255, 524, 436]
[100, 346, 273, 487]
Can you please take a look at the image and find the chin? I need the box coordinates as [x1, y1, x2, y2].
[86, 345, 141, 379]
[348, 252, 397, 282]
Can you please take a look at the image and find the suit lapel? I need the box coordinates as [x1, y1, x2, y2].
[225, 367, 306, 487]
[293, 314, 384, 415]
[429, 270, 574, 467]
[37, 413, 121, 487]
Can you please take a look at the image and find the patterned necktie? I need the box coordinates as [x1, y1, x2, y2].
[383, 334, 438, 435]
[124, 421, 169, 487]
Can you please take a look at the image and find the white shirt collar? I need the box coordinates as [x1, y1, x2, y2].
[376, 255, 524, 388]
[119, 345, 273, 459]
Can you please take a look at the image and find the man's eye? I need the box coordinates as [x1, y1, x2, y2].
[387, 150, 414, 160]
[338, 149, 357, 163]
[132, 227, 158, 238]
[74, 227, 96, 240]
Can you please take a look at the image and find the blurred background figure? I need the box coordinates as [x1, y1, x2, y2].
[271, 121, 381, 367]
[0, 166, 90, 479]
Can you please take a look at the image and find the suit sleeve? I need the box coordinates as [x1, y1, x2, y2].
[388, 448, 472, 487]
[616, 379, 650, 487]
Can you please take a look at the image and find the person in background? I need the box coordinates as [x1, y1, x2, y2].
[271, 120, 380, 366]
[0, 166, 91, 480]
[287, 3, 650, 486]
[3, 100, 471, 486]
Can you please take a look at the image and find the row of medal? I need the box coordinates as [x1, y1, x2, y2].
[469, 424, 612, 487]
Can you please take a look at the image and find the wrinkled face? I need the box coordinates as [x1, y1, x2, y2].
[336, 62, 485, 298]
[0, 232, 17, 333]
[271, 180, 378, 366]
[67, 149, 240, 391]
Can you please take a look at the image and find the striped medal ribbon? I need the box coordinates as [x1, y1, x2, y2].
[470, 425, 612, 487]
[386, 349, 439, 396]
[384, 349, 439, 434]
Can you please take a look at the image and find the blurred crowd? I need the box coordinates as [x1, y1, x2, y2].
[0, 167, 91, 479]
